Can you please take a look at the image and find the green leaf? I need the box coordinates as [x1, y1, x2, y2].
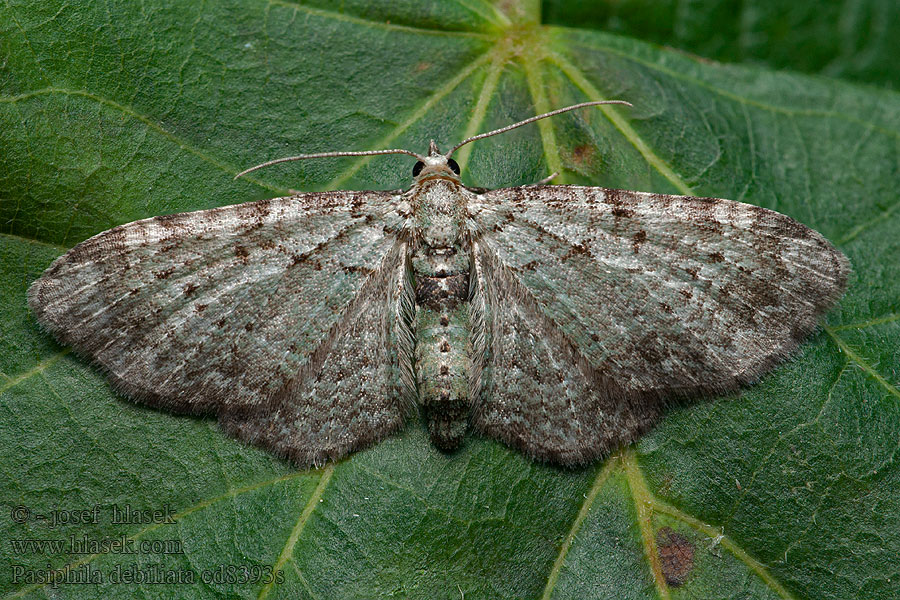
[2, 2, 898, 599]
[544, 0, 900, 89]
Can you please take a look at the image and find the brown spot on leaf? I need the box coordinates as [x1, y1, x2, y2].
[709, 251, 724, 263]
[656, 527, 694, 587]
[234, 244, 250, 263]
[183, 282, 199, 297]
[571, 144, 594, 167]
[612, 207, 634, 218]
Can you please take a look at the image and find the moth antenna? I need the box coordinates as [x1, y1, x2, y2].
[234, 148, 426, 180]
[532, 171, 560, 186]
[445, 100, 633, 158]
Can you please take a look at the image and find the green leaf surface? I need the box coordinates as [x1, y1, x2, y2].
[544, 0, 900, 89]
[1, 1, 898, 599]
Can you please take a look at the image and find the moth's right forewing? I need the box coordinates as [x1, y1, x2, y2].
[469, 185, 848, 396]
[28, 191, 402, 415]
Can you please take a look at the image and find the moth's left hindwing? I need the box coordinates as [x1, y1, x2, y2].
[468, 185, 849, 464]
[28, 191, 415, 466]
[221, 240, 418, 467]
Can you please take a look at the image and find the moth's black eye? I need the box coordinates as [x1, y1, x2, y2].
[412, 161, 425, 177]
[447, 158, 460, 175]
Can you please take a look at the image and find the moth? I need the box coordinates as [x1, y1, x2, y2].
[28, 102, 850, 467]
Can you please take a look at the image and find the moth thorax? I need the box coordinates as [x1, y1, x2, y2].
[411, 246, 469, 279]
[416, 179, 465, 248]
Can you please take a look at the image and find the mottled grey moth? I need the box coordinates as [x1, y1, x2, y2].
[28, 102, 849, 468]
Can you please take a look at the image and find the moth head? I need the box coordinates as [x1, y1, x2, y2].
[411, 141, 461, 181]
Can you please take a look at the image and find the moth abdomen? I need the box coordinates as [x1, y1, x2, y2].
[413, 266, 473, 451]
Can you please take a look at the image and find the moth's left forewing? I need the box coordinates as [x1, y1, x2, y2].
[466, 185, 849, 464]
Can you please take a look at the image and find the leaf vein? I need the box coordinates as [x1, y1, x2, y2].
[3, 470, 312, 599]
[540, 458, 616, 599]
[650, 498, 798, 600]
[0, 349, 69, 395]
[548, 51, 695, 196]
[269, 0, 495, 38]
[258, 464, 334, 600]
[0, 87, 286, 193]
[325, 47, 496, 189]
[825, 326, 900, 400]
[559, 35, 900, 140]
[831, 313, 900, 331]
[622, 450, 671, 600]
[837, 197, 900, 245]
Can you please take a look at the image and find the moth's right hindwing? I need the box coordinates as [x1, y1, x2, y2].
[470, 239, 662, 465]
